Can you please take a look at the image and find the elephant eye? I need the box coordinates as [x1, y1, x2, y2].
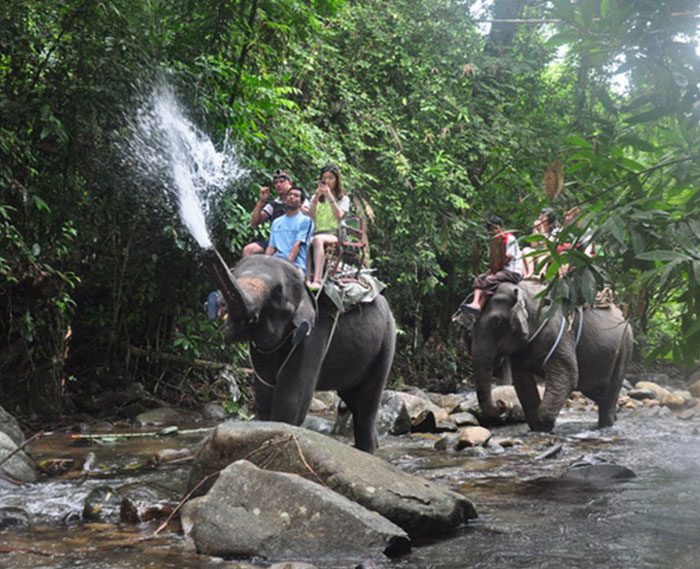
[491, 316, 505, 328]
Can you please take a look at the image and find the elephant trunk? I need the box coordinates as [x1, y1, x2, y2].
[204, 247, 254, 324]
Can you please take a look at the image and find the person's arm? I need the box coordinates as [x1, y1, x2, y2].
[288, 241, 302, 263]
[250, 186, 271, 228]
[265, 245, 276, 256]
[327, 192, 348, 221]
[289, 216, 312, 263]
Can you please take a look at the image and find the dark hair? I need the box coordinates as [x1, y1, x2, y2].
[486, 214, 503, 229]
[320, 164, 345, 199]
[539, 207, 557, 226]
[273, 168, 292, 183]
[287, 186, 306, 200]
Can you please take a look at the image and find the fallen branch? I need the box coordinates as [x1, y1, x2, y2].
[68, 427, 214, 440]
[0, 430, 44, 469]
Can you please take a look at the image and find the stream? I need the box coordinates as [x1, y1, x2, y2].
[1, 402, 700, 569]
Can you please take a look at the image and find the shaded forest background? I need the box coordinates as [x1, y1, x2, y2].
[1, 0, 699, 417]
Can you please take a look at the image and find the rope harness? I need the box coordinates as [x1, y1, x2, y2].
[251, 292, 343, 390]
[526, 306, 585, 366]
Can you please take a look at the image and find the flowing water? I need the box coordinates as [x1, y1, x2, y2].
[2, 405, 699, 569]
[123, 81, 247, 248]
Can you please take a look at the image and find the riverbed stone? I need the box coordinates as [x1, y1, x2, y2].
[634, 381, 670, 399]
[450, 411, 480, 427]
[397, 392, 453, 432]
[181, 460, 410, 560]
[0, 406, 25, 446]
[456, 426, 492, 449]
[187, 421, 477, 537]
[83, 486, 123, 521]
[689, 380, 700, 399]
[562, 455, 636, 481]
[302, 415, 335, 435]
[660, 392, 688, 409]
[118, 482, 180, 523]
[0, 507, 31, 530]
[134, 406, 202, 426]
[332, 390, 413, 438]
[0, 431, 36, 483]
[200, 402, 229, 420]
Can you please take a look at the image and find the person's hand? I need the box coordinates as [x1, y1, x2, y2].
[259, 186, 270, 202]
[316, 181, 330, 198]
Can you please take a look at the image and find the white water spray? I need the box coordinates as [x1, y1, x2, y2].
[125, 83, 246, 248]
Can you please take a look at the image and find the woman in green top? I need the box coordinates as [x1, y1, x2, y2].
[306, 164, 350, 289]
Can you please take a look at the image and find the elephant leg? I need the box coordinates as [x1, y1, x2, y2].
[537, 356, 578, 432]
[596, 324, 633, 428]
[253, 379, 274, 420]
[270, 343, 325, 426]
[339, 380, 381, 454]
[511, 368, 542, 431]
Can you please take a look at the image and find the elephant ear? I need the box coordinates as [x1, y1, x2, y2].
[509, 287, 529, 342]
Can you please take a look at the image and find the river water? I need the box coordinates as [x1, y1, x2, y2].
[1, 404, 699, 569]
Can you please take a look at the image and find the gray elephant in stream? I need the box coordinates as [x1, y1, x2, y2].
[205, 248, 396, 453]
[469, 281, 633, 431]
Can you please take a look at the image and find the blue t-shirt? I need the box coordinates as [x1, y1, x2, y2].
[269, 211, 314, 273]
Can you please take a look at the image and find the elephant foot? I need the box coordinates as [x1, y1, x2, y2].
[530, 418, 555, 433]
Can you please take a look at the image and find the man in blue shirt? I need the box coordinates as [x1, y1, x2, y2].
[265, 187, 313, 275]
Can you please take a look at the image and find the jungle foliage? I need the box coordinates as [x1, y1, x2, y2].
[1, 0, 698, 415]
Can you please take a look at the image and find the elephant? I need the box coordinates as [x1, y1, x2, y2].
[467, 281, 633, 432]
[205, 248, 396, 453]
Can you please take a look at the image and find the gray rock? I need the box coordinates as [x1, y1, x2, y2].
[302, 415, 335, 435]
[200, 402, 229, 420]
[134, 406, 202, 426]
[0, 406, 25, 446]
[332, 390, 413, 437]
[456, 426, 492, 449]
[181, 460, 410, 560]
[0, 507, 31, 530]
[187, 421, 477, 537]
[628, 388, 657, 401]
[118, 482, 180, 523]
[434, 434, 460, 451]
[450, 411, 480, 427]
[376, 391, 412, 436]
[396, 392, 451, 433]
[83, 486, 123, 521]
[0, 432, 36, 483]
[562, 455, 636, 481]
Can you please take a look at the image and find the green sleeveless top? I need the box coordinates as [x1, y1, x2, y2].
[314, 195, 350, 234]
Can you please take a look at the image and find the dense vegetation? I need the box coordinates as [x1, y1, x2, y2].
[1, 0, 698, 417]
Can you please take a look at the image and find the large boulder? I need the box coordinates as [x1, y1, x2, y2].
[0, 406, 25, 446]
[0, 431, 36, 483]
[187, 421, 476, 537]
[181, 460, 410, 560]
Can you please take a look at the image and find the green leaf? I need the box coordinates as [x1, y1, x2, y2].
[626, 106, 674, 125]
[635, 250, 690, 262]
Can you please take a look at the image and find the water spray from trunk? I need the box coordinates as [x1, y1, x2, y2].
[123, 81, 247, 248]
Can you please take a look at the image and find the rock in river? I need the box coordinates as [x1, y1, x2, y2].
[181, 460, 410, 560]
[187, 421, 476, 538]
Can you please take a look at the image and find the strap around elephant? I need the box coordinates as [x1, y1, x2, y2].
[574, 306, 584, 347]
[543, 316, 567, 365]
[526, 317, 550, 345]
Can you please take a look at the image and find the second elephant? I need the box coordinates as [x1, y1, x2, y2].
[470, 281, 633, 431]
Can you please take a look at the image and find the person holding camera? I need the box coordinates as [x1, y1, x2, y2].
[305, 164, 350, 290]
[243, 169, 309, 256]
